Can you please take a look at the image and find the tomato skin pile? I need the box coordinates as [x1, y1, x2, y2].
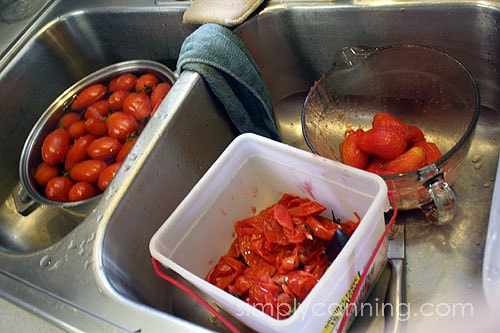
[340, 113, 443, 175]
[35, 71, 172, 202]
[205, 194, 359, 320]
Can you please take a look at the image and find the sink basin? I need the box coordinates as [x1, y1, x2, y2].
[0, 1, 498, 332]
[102, 2, 500, 330]
[0, 6, 190, 253]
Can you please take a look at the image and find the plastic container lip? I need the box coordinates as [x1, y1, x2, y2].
[150, 133, 389, 332]
[19, 59, 176, 209]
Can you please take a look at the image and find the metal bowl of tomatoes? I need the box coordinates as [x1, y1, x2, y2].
[16, 60, 176, 217]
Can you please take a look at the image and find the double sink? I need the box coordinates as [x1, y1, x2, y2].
[0, 0, 498, 331]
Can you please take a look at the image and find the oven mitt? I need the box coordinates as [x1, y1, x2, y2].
[183, 0, 264, 27]
[176, 23, 281, 141]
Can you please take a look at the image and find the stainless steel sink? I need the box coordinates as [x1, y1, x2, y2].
[0, 0, 498, 332]
[0, 2, 191, 254]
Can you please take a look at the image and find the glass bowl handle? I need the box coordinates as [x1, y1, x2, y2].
[421, 174, 456, 224]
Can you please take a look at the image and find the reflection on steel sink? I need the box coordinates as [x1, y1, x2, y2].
[0, 1, 498, 332]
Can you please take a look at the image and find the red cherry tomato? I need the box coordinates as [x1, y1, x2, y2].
[97, 162, 122, 192]
[106, 111, 138, 142]
[71, 84, 107, 111]
[84, 117, 108, 137]
[34, 162, 60, 187]
[87, 136, 122, 160]
[109, 73, 137, 92]
[150, 82, 171, 108]
[59, 112, 81, 130]
[122, 91, 152, 121]
[41, 128, 70, 166]
[64, 134, 95, 171]
[68, 181, 99, 202]
[115, 136, 138, 162]
[108, 90, 132, 111]
[45, 176, 73, 202]
[84, 100, 111, 120]
[68, 120, 87, 139]
[70, 159, 107, 183]
[135, 73, 159, 92]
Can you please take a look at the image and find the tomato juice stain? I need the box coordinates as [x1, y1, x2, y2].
[298, 180, 315, 200]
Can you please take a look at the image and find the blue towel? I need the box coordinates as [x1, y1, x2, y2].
[176, 23, 281, 141]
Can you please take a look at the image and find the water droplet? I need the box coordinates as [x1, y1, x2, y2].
[474, 162, 483, 170]
[78, 240, 88, 256]
[122, 164, 130, 171]
[49, 259, 62, 271]
[67, 239, 76, 250]
[483, 183, 491, 188]
[40, 255, 51, 267]
[84, 260, 91, 270]
[128, 153, 137, 161]
[472, 155, 482, 163]
[86, 233, 95, 243]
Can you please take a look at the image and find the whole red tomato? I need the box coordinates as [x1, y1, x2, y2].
[115, 136, 138, 162]
[108, 90, 132, 111]
[59, 112, 81, 130]
[109, 73, 137, 92]
[97, 162, 122, 192]
[106, 111, 138, 142]
[34, 162, 60, 187]
[122, 91, 152, 121]
[87, 136, 122, 160]
[45, 176, 73, 202]
[64, 134, 95, 171]
[68, 120, 87, 139]
[71, 84, 107, 111]
[69, 159, 107, 183]
[84, 100, 111, 120]
[135, 73, 159, 91]
[150, 82, 171, 108]
[68, 181, 99, 202]
[84, 117, 108, 137]
[41, 128, 70, 166]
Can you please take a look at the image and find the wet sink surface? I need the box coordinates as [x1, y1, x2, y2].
[0, 1, 498, 332]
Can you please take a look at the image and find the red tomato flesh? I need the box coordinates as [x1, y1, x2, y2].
[206, 194, 359, 320]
